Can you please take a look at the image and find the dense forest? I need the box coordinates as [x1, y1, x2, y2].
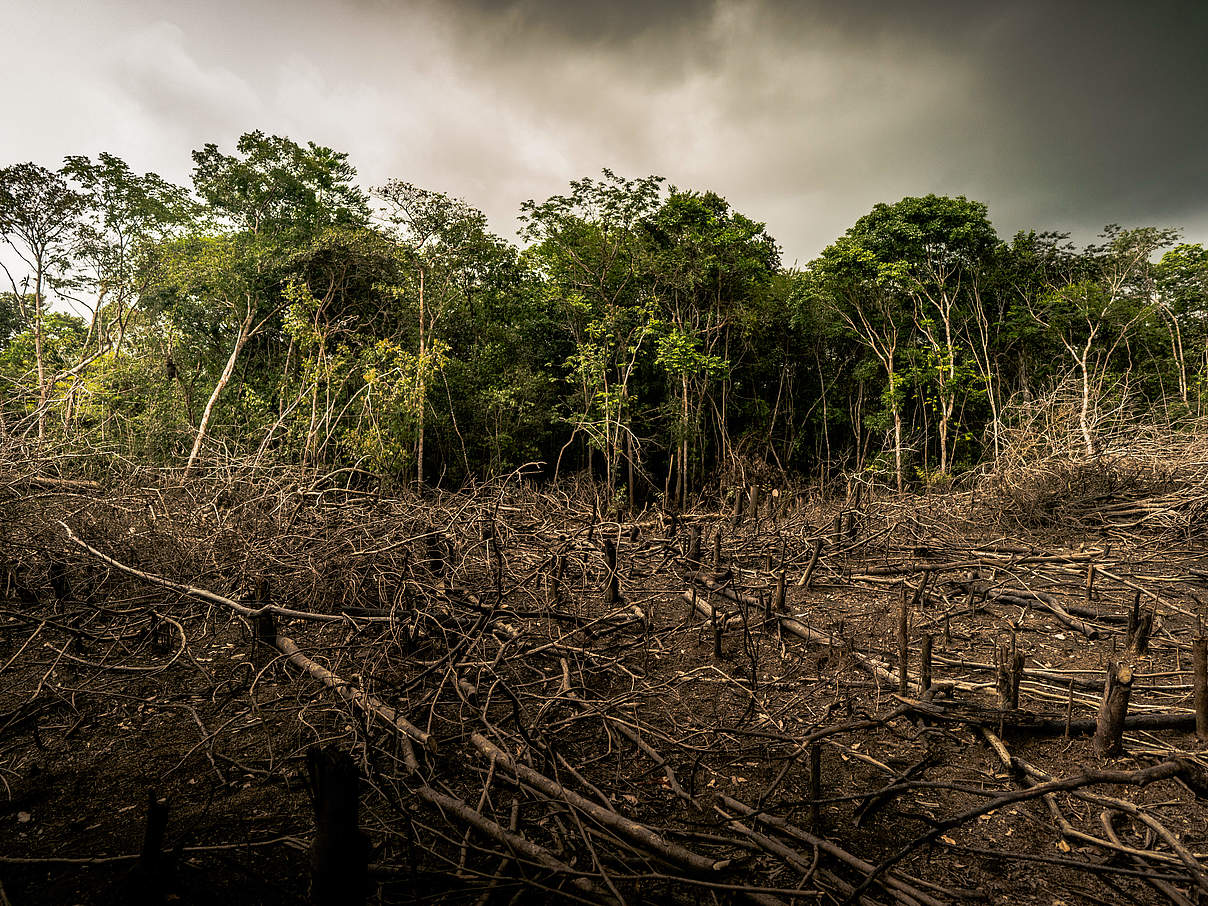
[3, 132, 1207, 500]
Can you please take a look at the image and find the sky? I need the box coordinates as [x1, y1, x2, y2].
[2, 0, 1207, 265]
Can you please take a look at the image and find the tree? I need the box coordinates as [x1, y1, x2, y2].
[271, 225, 399, 472]
[808, 233, 913, 489]
[375, 181, 507, 485]
[1024, 226, 1178, 456]
[827, 196, 998, 477]
[61, 153, 195, 356]
[644, 189, 779, 504]
[1156, 243, 1208, 409]
[0, 163, 86, 438]
[172, 132, 369, 476]
[521, 170, 665, 507]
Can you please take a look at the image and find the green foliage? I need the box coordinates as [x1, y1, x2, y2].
[3, 137, 1205, 491]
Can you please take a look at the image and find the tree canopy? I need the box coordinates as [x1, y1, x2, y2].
[3, 134, 1204, 504]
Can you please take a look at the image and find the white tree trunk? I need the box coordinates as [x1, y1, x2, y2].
[184, 306, 255, 478]
[416, 268, 425, 486]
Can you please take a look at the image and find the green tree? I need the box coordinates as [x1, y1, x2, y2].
[167, 132, 369, 476]
[521, 170, 665, 506]
[0, 163, 86, 438]
[375, 181, 509, 485]
[644, 189, 779, 503]
[1156, 243, 1208, 408]
[1026, 226, 1178, 456]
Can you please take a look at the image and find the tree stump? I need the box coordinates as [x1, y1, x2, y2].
[897, 590, 910, 695]
[920, 634, 933, 692]
[1194, 637, 1208, 743]
[307, 746, 368, 906]
[603, 537, 620, 605]
[801, 538, 823, 590]
[686, 523, 701, 567]
[1093, 660, 1134, 757]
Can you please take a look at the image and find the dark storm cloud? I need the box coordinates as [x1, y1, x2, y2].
[2, 0, 1207, 263]
[410, 0, 1208, 254]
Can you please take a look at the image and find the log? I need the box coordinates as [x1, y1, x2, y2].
[60, 522, 433, 760]
[920, 635, 932, 693]
[603, 537, 620, 605]
[129, 793, 170, 906]
[808, 744, 822, 828]
[900, 696, 1197, 737]
[897, 590, 909, 696]
[470, 733, 731, 874]
[799, 537, 824, 589]
[991, 589, 1099, 639]
[686, 523, 702, 566]
[264, 633, 434, 758]
[414, 786, 608, 900]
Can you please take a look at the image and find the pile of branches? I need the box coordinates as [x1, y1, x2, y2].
[4, 455, 1208, 905]
[982, 381, 1208, 537]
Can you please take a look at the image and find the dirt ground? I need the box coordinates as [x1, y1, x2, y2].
[2, 467, 1207, 905]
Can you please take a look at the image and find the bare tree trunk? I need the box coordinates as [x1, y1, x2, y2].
[1169, 313, 1188, 404]
[987, 373, 1001, 460]
[184, 305, 255, 479]
[888, 355, 903, 491]
[33, 259, 47, 441]
[680, 377, 689, 510]
[937, 406, 949, 475]
[1078, 353, 1095, 458]
[893, 405, 904, 492]
[626, 428, 635, 512]
[303, 334, 325, 471]
[416, 268, 426, 486]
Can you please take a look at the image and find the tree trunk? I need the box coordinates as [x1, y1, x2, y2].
[680, 376, 689, 511]
[1093, 660, 1134, 757]
[1079, 364, 1094, 458]
[625, 428, 635, 512]
[892, 403, 903, 493]
[416, 268, 426, 486]
[33, 257, 47, 441]
[184, 305, 255, 479]
[887, 352, 903, 491]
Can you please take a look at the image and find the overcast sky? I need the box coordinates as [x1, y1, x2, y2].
[3, 0, 1207, 264]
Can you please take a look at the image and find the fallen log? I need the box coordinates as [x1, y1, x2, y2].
[470, 732, 732, 875]
[990, 588, 1100, 639]
[59, 522, 390, 624]
[898, 694, 1196, 737]
[844, 759, 1204, 906]
[415, 786, 609, 900]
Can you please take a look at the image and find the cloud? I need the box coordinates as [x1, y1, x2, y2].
[108, 21, 264, 146]
[1, 0, 1206, 263]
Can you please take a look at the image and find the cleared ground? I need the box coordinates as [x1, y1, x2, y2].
[2, 464, 1207, 905]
